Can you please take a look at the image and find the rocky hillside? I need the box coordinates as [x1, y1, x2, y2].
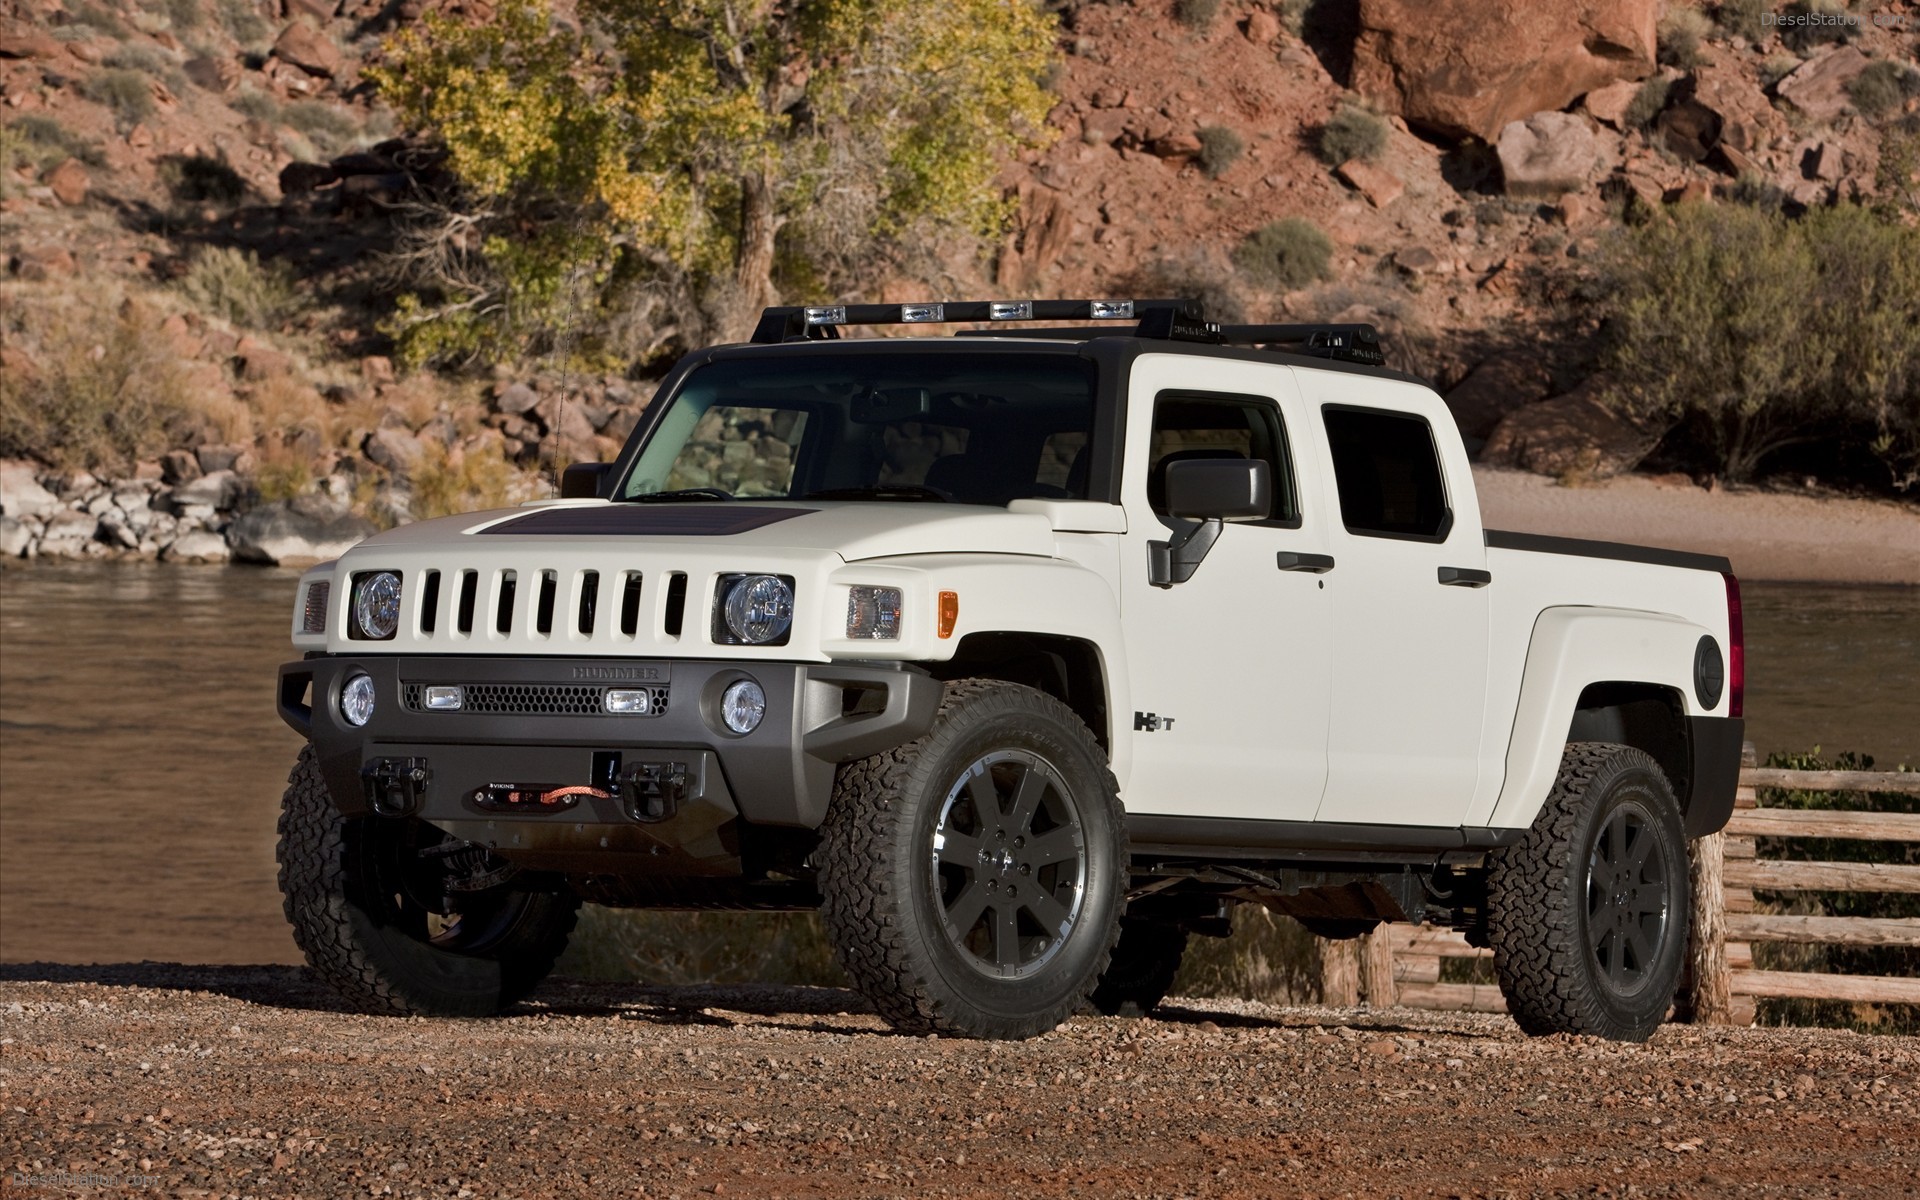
[2, 0, 1917, 562]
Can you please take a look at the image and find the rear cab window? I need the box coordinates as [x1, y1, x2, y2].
[1320, 405, 1452, 541]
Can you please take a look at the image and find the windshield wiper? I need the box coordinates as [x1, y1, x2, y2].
[630, 488, 735, 503]
[803, 485, 954, 503]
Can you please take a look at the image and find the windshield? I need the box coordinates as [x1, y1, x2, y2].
[617, 352, 1099, 505]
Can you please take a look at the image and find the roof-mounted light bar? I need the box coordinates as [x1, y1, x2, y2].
[750, 299, 1197, 344]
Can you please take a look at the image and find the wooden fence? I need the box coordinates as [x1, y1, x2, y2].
[1319, 749, 1920, 1022]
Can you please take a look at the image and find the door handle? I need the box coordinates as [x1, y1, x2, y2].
[1438, 566, 1492, 587]
[1276, 552, 1336, 573]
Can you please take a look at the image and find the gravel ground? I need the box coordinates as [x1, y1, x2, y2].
[1, 965, 1916, 1199]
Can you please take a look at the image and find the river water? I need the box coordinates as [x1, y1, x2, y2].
[2, 565, 1916, 965]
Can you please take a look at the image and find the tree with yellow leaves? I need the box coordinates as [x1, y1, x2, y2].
[373, 0, 1058, 367]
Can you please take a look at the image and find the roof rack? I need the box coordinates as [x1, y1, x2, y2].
[747, 299, 1385, 366]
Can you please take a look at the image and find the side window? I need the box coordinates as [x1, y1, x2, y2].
[1148, 392, 1300, 525]
[1321, 406, 1452, 540]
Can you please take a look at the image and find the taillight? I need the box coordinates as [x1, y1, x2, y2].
[1723, 572, 1744, 718]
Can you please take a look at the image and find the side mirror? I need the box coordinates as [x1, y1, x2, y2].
[1148, 458, 1270, 588]
[560, 462, 613, 499]
[1164, 457, 1270, 521]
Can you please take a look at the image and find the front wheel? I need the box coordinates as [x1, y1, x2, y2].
[817, 681, 1127, 1039]
[1488, 742, 1690, 1042]
[277, 746, 579, 1017]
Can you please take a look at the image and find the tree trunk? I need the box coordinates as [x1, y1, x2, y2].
[714, 171, 780, 344]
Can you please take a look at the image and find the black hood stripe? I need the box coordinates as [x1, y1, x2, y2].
[480, 506, 816, 537]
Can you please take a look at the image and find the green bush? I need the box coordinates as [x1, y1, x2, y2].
[1657, 7, 1712, 69]
[1624, 76, 1675, 130]
[1847, 60, 1920, 120]
[1174, 0, 1219, 31]
[1234, 217, 1335, 290]
[79, 67, 156, 128]
[1317, 102, 1387, 166]
[1598, 202, 1920, 486]
[1195, 125, 1244, 180]
[177, 246, 295, 328]
[4, 114, 107, 170]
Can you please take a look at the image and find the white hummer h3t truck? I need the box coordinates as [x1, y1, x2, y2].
[276, 299, 1746, 1042]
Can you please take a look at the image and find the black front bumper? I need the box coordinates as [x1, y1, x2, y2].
[278, 654, 940, 872]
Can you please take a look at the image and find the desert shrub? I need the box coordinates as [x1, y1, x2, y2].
[557, 907, 846, 987]
[1715, 0, 1768, 41]
[1317, 102, 1387, 166]
[1750, 750, 1918, 1035]
[161, 0, 204, 32]
[1657, 6, 1712, 69]
[1195, 125, 1244, 180]
[1847, 60, 1920, 120]
[1234, 217, 1335, 290]
[1116, 249, 1248, 322]
[228, 87, 279, 123]
[407, 438, 538, 519]
[4, 114, 107, 170]
[1598, 202, 1920, 486]
[214, 0, 268, 45]
[1760, 53, 1803, 87]
[1728, 171, 1790, 213]
[178, 246, 295, 327]
[159, 153, 247, 206]
[280, 101, 360, 154]
[0, 288, 200, 470]
[79, 67, 156, 128]
[104, 40, 174, 76]
[1277, 0, 1307, 36]
[1877, 126, 1920, 214]
[1781, 0, 1861, 51]
[1624, 76, 1675, 130]
[1174, 0, 1219, 31]
[61, 0, 129, 37]
[1171, 906, 1320, 1004]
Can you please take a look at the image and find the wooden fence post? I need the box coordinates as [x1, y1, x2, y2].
[1319, 939, 1360, 1007]
[1359, 925, 1397, 1007]
[1684, 828, 1733, 1023]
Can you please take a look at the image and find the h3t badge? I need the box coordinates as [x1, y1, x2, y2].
[1133, 711, 1176, 732]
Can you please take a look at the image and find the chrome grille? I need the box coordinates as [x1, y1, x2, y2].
[402, 682, 670, 717]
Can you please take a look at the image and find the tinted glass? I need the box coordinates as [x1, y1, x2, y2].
[1147, 393, 1299, 523]
[620, 353, 1097, 505]
[1322, 406, 1450, 538]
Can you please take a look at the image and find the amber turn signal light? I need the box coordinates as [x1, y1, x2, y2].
[937, 591, 959, 639]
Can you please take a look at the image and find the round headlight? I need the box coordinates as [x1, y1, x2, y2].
[341, 672, 376, 727]
[723, 575, 794, 644]
[353, 572, 402, 640]
[721, 678, 766, 734]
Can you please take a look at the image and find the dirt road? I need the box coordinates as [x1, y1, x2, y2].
[2, 965, 1915, 1199]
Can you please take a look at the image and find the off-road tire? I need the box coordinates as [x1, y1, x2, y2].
[1488, 742, 1690, 1042]
[277, 746, 579, 1017]
[1088, 920, 1188, 1016]
[817, 680, 1127, 1039]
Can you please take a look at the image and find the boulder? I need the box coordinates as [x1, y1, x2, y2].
[1351, 0, 1657, 141]
[1661, 66, 1785, 165]
[161, 530, 231, 563]
[363, 427, 428, 475]
[1774, 46, 1870, 123]
[278, 160, 338, 195]
[1444, 351, 1554, 442]
[195, 443, 248, 474]
[0, 515, 32, 557]
[0, 460, 59, 520]
[1481, 381, 1660, 479]
[226, 500, 374, 565]
[159, 449, 202, 485]
[1583, 79, 1642, 129]
[493, 381, 540, 415]
[0, 31, 64, 59]
[12, 247, 77, 280]
[36, 508, 100, 557]
[168, 469, 239, 510]
[271, 19, 341, 79]
[1335, 158, 1404, 208]
[183, 53, 240, 92]
[45, 158, 88, 206]
[1496, 112, 1598, 199]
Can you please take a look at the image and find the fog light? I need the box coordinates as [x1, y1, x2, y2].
[423, 685, 463, 711]
[847, 586, 902, 640]
[342, 673, 376, 726]
[721, 678, 766, 734]
[605, 688, 652, 714]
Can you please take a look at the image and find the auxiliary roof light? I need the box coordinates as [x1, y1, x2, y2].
[1088, 300, 1134, 319]
[988, 301, 1034, 321]
[900, 303, 945, 323]
[804, 306, 848, 325]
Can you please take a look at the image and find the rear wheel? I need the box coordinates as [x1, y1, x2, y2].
[277, 746, 578, 1017]
[1488, 742, 1689, 1041]
[818, 681, 1127, 1039]
[1088, 920, 1188, 1016]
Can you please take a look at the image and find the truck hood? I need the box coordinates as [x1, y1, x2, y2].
[350, 499, 1063, 562]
